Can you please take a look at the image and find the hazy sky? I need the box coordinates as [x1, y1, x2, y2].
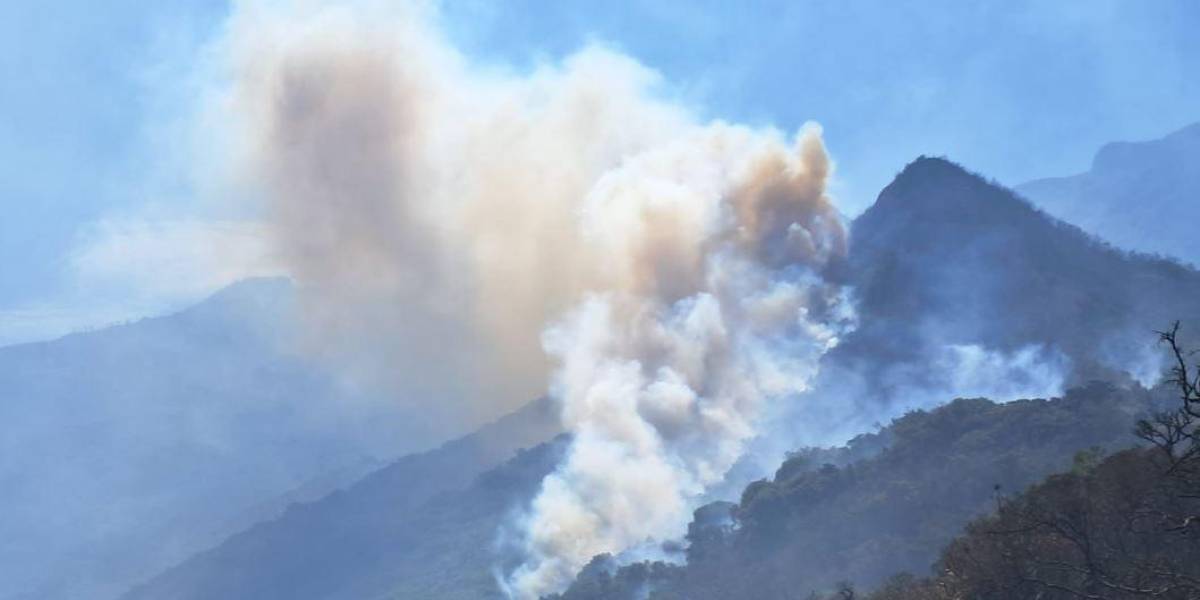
[2, 0, 1198, 344]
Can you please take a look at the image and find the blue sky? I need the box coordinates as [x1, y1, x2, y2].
[2, 0, 1198, 344]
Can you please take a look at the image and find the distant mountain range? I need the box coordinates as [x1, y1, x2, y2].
[0, 279, 365, 599]
[121, 402, 561, 600]
[0, 278, 558, 600]
[117, 152, 1200, 599]
[1018, 122, 1200, 267]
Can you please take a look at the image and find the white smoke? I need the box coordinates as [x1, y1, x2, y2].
[732, 341, 1071, 492]
[935, 343, 1067, 401]
[210, 1, 707, 424]
[502, 126, 850, 598]
[206, 2, 850, 597]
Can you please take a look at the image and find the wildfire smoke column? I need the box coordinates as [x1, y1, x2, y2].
[504, 125, 850, 598]
[206, 4, 851, 597]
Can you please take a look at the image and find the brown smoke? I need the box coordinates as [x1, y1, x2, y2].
[210, 3, 851, 596]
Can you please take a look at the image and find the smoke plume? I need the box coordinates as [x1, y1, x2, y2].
[500, 126, 850, 598]
[216, 1, 708, 424]
[211, 2, 850, 596]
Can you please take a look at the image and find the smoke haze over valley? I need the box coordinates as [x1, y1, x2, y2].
[2, 2, 1200, 599]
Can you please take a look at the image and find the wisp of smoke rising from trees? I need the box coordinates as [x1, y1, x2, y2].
[208, 2, 851, 597]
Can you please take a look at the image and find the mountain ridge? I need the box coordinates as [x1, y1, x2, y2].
[844, 154, 1200, 381]
[0, 277, 513, 600]
[551, 382, 1167, 600]
[1017, 121, 1200, 266]
[112, 149, 1200, 599]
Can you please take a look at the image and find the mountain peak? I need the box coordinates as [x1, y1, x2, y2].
[897, 155, 971, 177]
[878, 156, 993, 206]
[856, 156, 1038, 237]
[1092, 121, 1200, 172]
[1166, 120, 1200, 142]
[166, 277, 295, 333]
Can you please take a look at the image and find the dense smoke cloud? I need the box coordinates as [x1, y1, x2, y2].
[218, 1, 702, 423]
[214, 2, 850, 597]
[500, 127, 850, 598]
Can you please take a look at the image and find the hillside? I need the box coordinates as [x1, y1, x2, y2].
[550, 156, 1200, 598]
[551, 383, 1168, 599]
[1018, 122, 1200, 267]
[125, 383, 1165, 600]
[121, 428, 565, 600]
[852, 156, 1200, 376]
[0, 279, 359, 599]
[0, 278, 553, 600]
[814, 157, 1200, 424]
[862, 337, 1200, 600]
[860, 445, 1200, 600]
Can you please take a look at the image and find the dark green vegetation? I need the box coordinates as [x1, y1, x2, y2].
[561, 327, 1200, 600]
[859, 327, 1200, 600]
[550, 383, 1172, 600]
[862, 447, 1199, 600]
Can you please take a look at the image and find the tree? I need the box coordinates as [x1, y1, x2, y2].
[1135, 322, 1200, 469]
[869, 324, 1200, 600]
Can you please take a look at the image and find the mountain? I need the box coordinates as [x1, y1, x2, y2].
[558, 156, 1200, 597]
[0, 278, 522, 600]
[120, 382, 1164, 600]
[552, 155, 1200, 597]
[121, 404, 562, 600]
[0, 278, 351, 599]
[858, 443, 1200, 600]
[807, 156, 1200, 428]
[551, 383, 1168, 600]
[1017, 122, 1200, 267]
[117, 157, 1200, 597]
